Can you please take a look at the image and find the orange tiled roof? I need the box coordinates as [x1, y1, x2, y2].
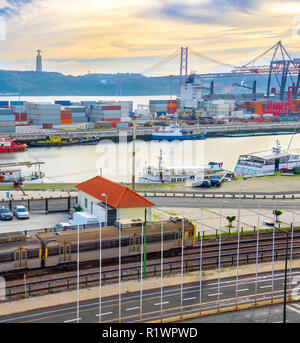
[75, 176, 154, 208]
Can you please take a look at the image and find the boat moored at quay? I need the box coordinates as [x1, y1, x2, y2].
[234, 140, 300, 176]
[0, 138, 27, 153]
[152, 124, 206, 141]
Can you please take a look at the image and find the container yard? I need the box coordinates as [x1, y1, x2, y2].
[0, 108, 15, 134]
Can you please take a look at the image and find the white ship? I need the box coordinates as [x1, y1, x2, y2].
[138, 149, 223, 183]
[234, 140, 300, 176]
[0, 161, 45, 184]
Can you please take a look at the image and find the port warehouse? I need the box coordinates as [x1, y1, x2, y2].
[1, 92, 300, 133]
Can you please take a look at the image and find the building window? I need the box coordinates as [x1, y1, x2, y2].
[84, 198, 88, 209]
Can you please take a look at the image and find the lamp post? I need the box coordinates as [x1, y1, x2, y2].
[277, 227, 289, 323]
[101, 193, 108, 227]
[235, 183, 244, 308]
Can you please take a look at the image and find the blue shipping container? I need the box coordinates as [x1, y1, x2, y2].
[55, 100, 71, 106]
[10, 101, 25, 106]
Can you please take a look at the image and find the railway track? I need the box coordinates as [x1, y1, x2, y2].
[2, 229, 299, 301]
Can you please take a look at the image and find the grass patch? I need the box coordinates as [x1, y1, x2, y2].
[0, 183, 77, 190]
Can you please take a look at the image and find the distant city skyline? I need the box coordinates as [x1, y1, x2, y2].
[0, 0, 299, 75]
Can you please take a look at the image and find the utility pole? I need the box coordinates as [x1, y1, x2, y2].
[130, 113, 137, 191]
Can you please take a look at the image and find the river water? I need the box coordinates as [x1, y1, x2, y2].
[1, 95, 300, 183]
[3, 133, 299, 183]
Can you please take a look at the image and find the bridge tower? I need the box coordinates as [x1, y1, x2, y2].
[179, 47, 188, 96]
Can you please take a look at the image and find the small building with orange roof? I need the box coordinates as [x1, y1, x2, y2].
[75, 176, 154, 225]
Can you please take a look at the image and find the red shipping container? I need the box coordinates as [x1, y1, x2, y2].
[61, 110, 72, 115]
[43, 123, 53, 129]
[101, 106, 121, 110]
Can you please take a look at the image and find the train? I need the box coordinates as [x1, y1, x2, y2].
[0, 217, 196, 274]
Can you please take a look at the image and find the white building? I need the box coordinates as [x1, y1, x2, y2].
[75, 176, 154, 225]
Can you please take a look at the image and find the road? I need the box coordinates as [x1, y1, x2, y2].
[182, 302, 300, 323]
[148, 196, 300, 209]
[0, 269, 299, 323]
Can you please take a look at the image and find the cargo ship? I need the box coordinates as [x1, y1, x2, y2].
[0, 138, 27, 153]
[30, 136, 99, 147]
[152, 124, 206, 141]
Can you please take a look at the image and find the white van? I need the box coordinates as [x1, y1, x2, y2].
[69, 212, 100, 227]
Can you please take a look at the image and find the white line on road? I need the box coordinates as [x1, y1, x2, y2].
[235, 289, 249, 292]
[126, 307, 140, 311]
[183, 297, 197, 301]
[260, 285, 273, 289]
[208, 293, 223, 297]
[154, 302, 169, 306]
[95, 312, 113, 317]
[64, 318, 82, 323]
[287, 305, 300, 315]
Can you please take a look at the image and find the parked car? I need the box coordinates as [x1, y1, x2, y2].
[13, 205, 30, 219]
[54, 223, 73, 232]
[0, 207, 13, 221]
[210, 179, 222, 187]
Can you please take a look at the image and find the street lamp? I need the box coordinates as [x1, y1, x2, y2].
[277, 227, 289, 323]
[235, 183, 245, 308]
[101, 193, 108, 227]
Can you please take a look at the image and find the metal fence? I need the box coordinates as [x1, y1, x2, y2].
[0, 196, 77, 213]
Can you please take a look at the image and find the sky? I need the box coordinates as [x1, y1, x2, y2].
[0, 0, 300, 75]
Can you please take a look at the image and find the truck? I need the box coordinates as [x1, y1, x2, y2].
[69, 211, 100, 228]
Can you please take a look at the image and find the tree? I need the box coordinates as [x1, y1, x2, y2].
[226, 216, 236, 227]
[273, 209, 282, 223]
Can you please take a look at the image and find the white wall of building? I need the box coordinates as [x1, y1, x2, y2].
[78, 190, 152, 222]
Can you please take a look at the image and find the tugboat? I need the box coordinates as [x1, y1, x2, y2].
[0, 138, 27, 153]
[152, 124, 206, 141]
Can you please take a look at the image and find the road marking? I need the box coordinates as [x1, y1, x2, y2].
[208, 293, 222, 297]
[183, 297, 197, 301]
[95, 312, 113, 317]
[154, 301, 169, 306]
[235, 288, 249, 292]
[126, 307, 140, 311]
[260, 285, 273, 289]
[64, 318, 82, 323]
[288, 305, 300, 315]
[291, 303, 300, 310]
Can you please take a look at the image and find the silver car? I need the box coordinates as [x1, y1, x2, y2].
[13, 205, 30, 219]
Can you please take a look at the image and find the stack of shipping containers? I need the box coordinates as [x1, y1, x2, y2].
[27, 103, 61, 125]
[0, 108, 15, 134]
[60, 109, 72, 124]
[167, 100, 178, 114]
[149, 100, 168, 116]
[10, 101, 27, 122]
[65, 106, 86, 123]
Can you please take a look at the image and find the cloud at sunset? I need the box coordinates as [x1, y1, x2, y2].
[0, 0, 298, 75]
